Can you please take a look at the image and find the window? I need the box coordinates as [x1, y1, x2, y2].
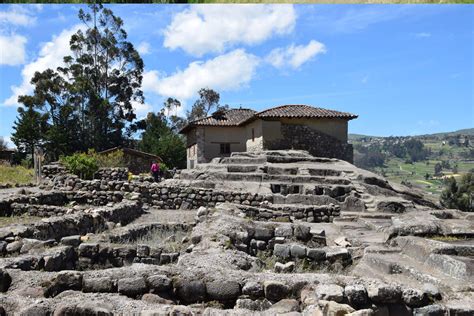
[252, 128, 255, 142]
[220, 143, 231, 155]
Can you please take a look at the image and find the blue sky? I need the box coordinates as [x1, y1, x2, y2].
[0, 4, 473, 147]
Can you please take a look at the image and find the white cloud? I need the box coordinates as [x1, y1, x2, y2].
[414, 32, 431, 38]
[1, 136, 15, 149]
[266, 40, 326, 69]
[163, 5, 296, 56]
[0, 5, 41, 27]
[131, 100, 152, 117]
[0, 34, 27, 66]
[143, 49, 259, 101]
[3, 25, 82, 106]
[137, 41, 151, 55]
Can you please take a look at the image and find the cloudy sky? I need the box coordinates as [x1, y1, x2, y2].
[0, 4, 473, 147]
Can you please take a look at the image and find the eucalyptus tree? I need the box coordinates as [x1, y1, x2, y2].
[14, 3, 145, 157]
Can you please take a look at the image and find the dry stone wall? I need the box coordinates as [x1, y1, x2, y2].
[264, 124, 354, 163]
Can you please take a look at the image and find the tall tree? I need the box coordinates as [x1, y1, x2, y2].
[63, 3, 144, 150]
[14, 3, 145, 158]
[11, 102, 48, 158]
[139, 112, 186, 169]
[187, 88, 228, 121]
[163, 97, 181, 117]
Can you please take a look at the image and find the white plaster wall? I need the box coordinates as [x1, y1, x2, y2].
[202, 126, 247, 161]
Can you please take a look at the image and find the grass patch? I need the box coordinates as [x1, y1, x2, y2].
[0, 164, 34, 185]
[116, 228, 190, 252]
[430, 235, 468, 242]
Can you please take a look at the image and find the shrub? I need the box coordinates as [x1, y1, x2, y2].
[440, 172, 473, 212]
[88, 149, 125, 168]
[60, 152, 98, 180]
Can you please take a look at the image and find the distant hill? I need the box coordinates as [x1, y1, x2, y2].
[349, 128, 474, 141]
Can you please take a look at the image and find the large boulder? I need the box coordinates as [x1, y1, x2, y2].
[402, 288, 428, 308]
[117, 277, 148, 298]
[147, 274, 172, 293]
[344, 284, 368, 308]
[206, 280, 241, 302]
[315, 284, 344, 303]
[83, 277, 115, 293]
[320, 300, 355, 315]
[174, 279, 207, 304]
[264, 281, 290, 302]
[367, 283, 402, 304]
[44, 271, 83, 297]
[242, 281, 264, 299]
[273, 244, 290, 259]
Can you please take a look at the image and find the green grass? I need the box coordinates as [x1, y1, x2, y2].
[0, 164, 34, 185]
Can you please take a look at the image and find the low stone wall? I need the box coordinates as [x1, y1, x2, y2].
[2, 241, 179, 271]
[43, 175, 275, 210]
[238, 204, 340, 223]
[94, 168, 129, 181]
[10, 203, 72, 217]
[0, 200, 143, 242]
[264, 124, 354, 163]
[0, 191, 124, 217]
[42, 164, 67, 180]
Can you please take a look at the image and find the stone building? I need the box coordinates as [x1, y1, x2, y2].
[98, 147, 162, 175]
[180, 104, 357, 168]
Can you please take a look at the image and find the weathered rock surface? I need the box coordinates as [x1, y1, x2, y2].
[0, 150, 471, 315]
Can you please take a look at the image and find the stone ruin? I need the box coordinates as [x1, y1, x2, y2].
[0, 150, 472, 315]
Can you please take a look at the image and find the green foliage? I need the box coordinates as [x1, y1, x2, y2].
[13, 4, 144, 160]
[354, 144, 386, 169]
[440, 172, 473, 212]
[20, 158, 32, 169]
[187, 88, 228, 122]
[139, 112, 186, 169]
[88, 149, 125, 168]
[11, 105, 48, 157]
[60, 152, 98, 180]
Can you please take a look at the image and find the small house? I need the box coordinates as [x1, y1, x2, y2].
[98, 147, 162, 174]
[180, 104, 357, 168]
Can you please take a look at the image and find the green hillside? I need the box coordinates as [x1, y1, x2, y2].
[350, 129, 474, 197]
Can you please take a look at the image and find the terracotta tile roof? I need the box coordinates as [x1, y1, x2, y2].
[180, 109, 256, 133]
[256, 104, 358, 120]
[180, 105, 357, 133]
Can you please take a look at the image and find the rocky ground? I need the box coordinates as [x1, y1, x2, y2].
[0, 150, 472, 315]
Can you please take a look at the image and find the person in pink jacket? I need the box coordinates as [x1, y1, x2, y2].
[150, 161, 160, 182]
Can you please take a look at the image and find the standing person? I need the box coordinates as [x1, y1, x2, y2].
[150, 161, 160, 182]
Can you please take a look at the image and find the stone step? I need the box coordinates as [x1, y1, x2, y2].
[358, 252, 472, 291]
[220, 157, 268, 164]
[178, 171, 351, 185]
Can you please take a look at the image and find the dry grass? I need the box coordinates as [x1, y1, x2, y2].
[0, 164, 34, 185]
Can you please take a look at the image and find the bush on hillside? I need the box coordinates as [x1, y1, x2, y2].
[60, 152, 98, 180]
[440, 172, 473, 212]
[88, 149, 126, 168]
